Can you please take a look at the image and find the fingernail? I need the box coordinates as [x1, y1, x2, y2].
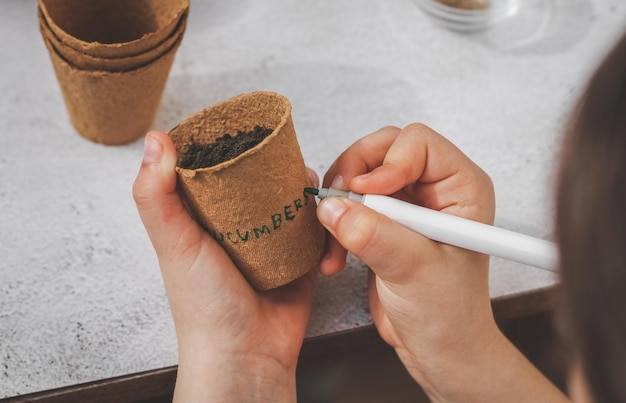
[331, 175, 345, 190]
[143, 133, 163, 164]
[318, 197, 348, 227]
[307, 168, 320, 188]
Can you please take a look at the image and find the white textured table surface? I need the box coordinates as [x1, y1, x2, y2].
[1, 0, 625, 397]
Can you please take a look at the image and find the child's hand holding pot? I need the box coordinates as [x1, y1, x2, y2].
[133, 131, 315, 402]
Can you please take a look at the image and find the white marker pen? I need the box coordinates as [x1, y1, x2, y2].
[316, 188, 558, 272]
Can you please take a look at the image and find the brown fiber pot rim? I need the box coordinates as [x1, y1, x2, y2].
[172, 92, 293, 178]
[38, 0, 189, 58]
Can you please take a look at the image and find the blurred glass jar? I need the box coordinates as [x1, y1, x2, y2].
[414, 0, 520, 31]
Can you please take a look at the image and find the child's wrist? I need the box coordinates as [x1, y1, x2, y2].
[175, 339, 297, 403]
[399, 321, 507, 400]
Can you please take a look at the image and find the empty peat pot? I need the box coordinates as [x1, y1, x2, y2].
[42, 35, 183, 145]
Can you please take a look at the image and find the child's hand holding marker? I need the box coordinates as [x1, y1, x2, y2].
[133, 131, 317, 402]
[314, 124, 567, 401]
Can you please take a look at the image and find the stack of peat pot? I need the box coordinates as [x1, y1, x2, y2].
[38, 0, 189, 145]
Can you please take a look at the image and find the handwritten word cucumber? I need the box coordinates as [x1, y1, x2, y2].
[208, 189, 314, 244]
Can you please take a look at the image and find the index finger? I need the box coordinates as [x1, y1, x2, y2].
[323, 126, 401, 189]
[350, 123, 495, 225]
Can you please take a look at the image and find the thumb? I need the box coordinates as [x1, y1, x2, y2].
[316, 196, 442, 286]
[132, 131, 206, 269]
